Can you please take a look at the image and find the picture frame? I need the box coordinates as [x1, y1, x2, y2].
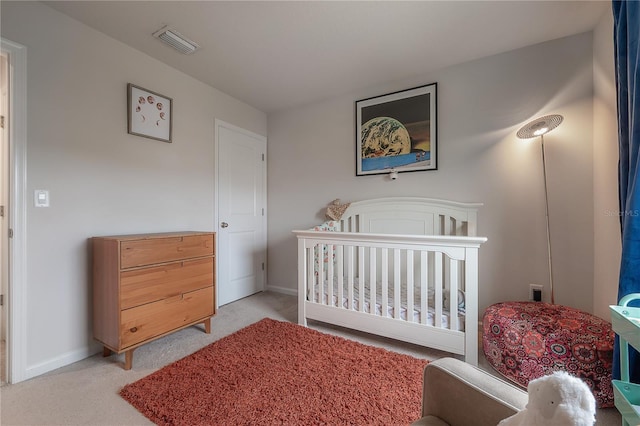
[355, 83, 437, 176]
[127, 83, 173, 143]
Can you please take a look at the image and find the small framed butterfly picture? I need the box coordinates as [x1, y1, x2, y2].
[127, 83, 173, 143]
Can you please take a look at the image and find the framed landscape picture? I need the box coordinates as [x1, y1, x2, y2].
[127, 83, 173, 143]
[355, 83, 437, 176]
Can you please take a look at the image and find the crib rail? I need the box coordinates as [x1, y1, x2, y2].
[293, 230, 487, 365]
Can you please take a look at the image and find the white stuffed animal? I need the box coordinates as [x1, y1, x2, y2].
[498, 371, 596, 426]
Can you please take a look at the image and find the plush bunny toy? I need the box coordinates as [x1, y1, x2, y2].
[498, 371, 596, 426]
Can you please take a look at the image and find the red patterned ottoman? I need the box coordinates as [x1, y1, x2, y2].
[482, 301, 614, 408]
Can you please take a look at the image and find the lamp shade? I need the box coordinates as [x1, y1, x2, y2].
[516, 114, 563, 139]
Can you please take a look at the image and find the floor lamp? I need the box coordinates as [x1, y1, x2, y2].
[516, 114, 563, 304]
[484, 114, 613, 406]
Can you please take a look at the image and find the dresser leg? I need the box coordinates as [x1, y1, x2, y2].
[124, 349, 134, 370]
[204, 318, 211, 334]
[103, 346, 112, 357]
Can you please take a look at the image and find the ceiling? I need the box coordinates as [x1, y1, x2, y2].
[45, 1, 609, 113]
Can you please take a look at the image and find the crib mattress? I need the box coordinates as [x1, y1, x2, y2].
[312, 281, 465, 331]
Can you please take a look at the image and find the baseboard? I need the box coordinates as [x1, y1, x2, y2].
[266, 284, 297, 296]
[25, 344, 99, 380]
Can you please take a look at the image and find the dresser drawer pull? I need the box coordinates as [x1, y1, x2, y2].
[130, 327, 138, 333]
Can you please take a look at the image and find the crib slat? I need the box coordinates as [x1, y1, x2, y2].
[381, 248, 389, 318]
[420, 251, 428, 325]
[327, 244, 334, 307]
[319, 244, 325, 304]
[428, 251, 435, 310]
[298, 239, 308, 326]
[358, 246, 365, 312]
[369, 247, 377, 315]
[307, 248, 315, 303]
[394, 249, 401, 319]
[337, 245, 344, 309]
[435, 252, 443, 328]
[459, 261, 465, 306]
[347, 245, 354, 310]
[449, 258, 458, 331]
[407, 249, 414, 323]
[443, 249, 450, 317]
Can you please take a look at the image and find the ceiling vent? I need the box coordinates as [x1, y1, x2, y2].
[153, 26, 200, 54]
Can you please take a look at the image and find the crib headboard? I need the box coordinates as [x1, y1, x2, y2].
[338, 197, 481, 237]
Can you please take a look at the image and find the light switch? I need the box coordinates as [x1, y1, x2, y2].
[34, 190, 50, 207]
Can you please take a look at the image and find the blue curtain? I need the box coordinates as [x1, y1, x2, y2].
[613, 0, 640, 382]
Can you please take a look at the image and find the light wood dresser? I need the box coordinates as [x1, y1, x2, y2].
[92, 232, 215, 370]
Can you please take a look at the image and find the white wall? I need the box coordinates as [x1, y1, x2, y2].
[1, 2, 267, 378]
[268, 33, 597, 316]
[593, 10, 621, 319]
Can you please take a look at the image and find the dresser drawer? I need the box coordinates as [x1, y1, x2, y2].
[120, 258, 214, 310]
[120, 234, 214, 269]
[120, 286, 214, 348]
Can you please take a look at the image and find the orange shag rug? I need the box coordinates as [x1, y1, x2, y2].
[120, 318, 428, 425]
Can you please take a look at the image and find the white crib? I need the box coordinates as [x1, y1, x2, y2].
[293, 198, 487, 365]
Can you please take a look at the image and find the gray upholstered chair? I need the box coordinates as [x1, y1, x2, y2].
[411, 357, 528, 426]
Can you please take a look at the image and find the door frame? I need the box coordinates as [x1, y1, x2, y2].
[1, 38, 28, 384]
[214, 119, 267, 309]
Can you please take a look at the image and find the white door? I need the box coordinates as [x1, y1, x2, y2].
[1, 38, 27, 384]
[0, 52, 7, 385]
[216, 121, 266, 306]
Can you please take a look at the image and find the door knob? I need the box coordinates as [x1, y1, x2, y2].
[221, 222, 229, 228]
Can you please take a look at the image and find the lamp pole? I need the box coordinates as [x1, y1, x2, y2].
[516, 114, 563, 305]
[540, 134, 554, 304]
